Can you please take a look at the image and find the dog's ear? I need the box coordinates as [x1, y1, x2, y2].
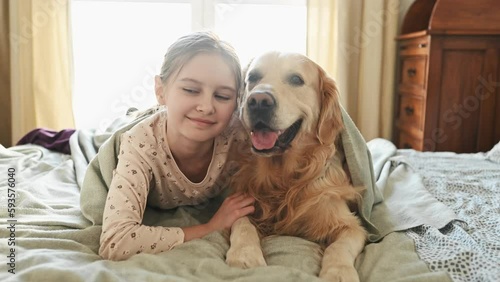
[238, 58, 254, 109]
[316, 66, 343, 145]
[242, 58, 254, 82]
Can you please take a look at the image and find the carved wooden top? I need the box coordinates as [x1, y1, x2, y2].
[401, 0, 500, 36]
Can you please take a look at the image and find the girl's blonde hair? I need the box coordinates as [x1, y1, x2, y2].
[159, 31, 242, 101]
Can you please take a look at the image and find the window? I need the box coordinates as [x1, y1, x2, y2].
[71, 0, 307, 130]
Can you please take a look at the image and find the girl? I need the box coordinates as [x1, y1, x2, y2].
[99, 32, 255, 260]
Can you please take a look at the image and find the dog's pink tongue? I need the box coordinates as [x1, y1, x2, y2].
[252, 131, 278, 150]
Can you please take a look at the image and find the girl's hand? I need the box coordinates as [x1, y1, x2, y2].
[208, 193, 255, 231]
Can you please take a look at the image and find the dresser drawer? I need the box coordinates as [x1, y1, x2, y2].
[398, 131, 423, 151]
[398, 94, 424, 130]
[400, 56, 427, 88]
[398, 36, 429, 56]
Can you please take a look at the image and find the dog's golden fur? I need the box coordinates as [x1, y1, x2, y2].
[226, 51, 367, 281]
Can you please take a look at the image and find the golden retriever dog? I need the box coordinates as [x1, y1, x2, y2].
[225, 51, 367, 282]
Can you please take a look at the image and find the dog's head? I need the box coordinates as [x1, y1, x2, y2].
[240, 51, 343, 156]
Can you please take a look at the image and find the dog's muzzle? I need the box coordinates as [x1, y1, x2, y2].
[245, 91, 302, 154]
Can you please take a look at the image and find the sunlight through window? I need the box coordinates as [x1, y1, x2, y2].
[72, 0, 306, 130]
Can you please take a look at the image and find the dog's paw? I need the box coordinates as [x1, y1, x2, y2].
[226, 245, 267, 269]
[319, 265, 359, 282]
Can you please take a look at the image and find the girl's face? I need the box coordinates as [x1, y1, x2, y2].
[155, 53, 237, 144]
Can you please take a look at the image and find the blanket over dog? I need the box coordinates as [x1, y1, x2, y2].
[338, 107, 458, 241]
[80, 106, 457, 242]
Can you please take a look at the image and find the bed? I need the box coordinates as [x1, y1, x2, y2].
[1, 111, 499, 282]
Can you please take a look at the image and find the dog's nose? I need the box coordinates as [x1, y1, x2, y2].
[247, 92, 275, 111]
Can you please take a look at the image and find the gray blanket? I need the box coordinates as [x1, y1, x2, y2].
[0, 107, 457, 281]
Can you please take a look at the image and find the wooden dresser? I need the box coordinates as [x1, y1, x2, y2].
[393, 0, 500, 153]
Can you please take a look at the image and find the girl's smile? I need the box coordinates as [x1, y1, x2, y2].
[187, 116, 217, 127]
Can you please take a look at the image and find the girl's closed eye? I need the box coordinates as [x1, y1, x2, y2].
[215, 93, 232, 101]
[183, 88, 199, 94]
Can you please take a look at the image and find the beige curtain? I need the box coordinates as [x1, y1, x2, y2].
[0, 1, 12, 146]
[8, 0, 74, 145]
[307, 0, 409, 141]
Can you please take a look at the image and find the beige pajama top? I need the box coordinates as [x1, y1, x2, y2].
[99, 109, 246, 260]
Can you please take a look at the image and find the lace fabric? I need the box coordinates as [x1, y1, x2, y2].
[399, 148, 500, 282]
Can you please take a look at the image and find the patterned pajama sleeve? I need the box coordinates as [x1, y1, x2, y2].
[99, 133, 184, 261]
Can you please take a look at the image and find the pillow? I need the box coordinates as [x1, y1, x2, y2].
[486, 141, 500, 164]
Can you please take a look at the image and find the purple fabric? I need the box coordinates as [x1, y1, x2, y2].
[16, 128, 76, 155]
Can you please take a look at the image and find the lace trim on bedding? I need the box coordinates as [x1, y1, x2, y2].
[400, 150, 500, 282]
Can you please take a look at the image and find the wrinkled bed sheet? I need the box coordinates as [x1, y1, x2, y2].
[0, 137, 456, 282]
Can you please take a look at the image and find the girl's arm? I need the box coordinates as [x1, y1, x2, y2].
[99, 132, 184, 260]
[99, 131, 255, 261]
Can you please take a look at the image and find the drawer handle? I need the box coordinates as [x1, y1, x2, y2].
[407, 68, 417, 77]
[404, 106, 414, 115]
[403, 143, 413, 149]
[399, 43, 427, 50]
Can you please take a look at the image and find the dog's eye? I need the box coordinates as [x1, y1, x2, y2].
[247, 72, 262, 84]
[288, 74, 304, 86]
